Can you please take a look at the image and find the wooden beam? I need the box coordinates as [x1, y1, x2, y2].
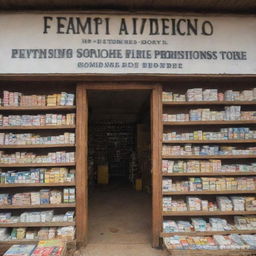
[151, 85, 162, 248]
[80, 82, 159, 90]
[75, 84, 88, 246]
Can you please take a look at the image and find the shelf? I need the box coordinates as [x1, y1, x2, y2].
[165, 249, 256, 256]
[163, 101, 256, 106]
[0, 125, 76, 130]
[163, 121, 256, 126]
[0, 222, 76, 228]
[162, 155, 256, 159]
[0, 239, 39, 245]
[162, 172, 256, 177]
[161, 230, 256, 237]
[0, 203, 76, 209]
[0, 144, 76, 149]
[163, 140, 256, 144]
[0, 162, 76, 167]
[162, 210, 256, 216]
[163, 190, 256, 195]
[0, 182, 75, 188]
[0, 106, 76, 111]
[0, 240, 76, 246]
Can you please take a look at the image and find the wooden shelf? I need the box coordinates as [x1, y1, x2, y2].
[163, 140, 256, 144]
[0, 144, 75, 149]
[163, 101, 256, 106]
[0, 106, 76, 111]
[0, 203, 76, 209]
[162, 210, 256, 216]
[162, 172, 256, 177]
[0, 162, 76, 167]
[163, 190, 256, 195]
[161, 230, 256, 237]
[163, 121, 256, 126]
[0, 240, 76, 246]
[0, 182, 75, 188]
[165, 249, 256, 256]
[162, 155, 256, 159]
[0, 239, 39, 245]
[0, 222, 76, 228]
[0, 125, 76, 130]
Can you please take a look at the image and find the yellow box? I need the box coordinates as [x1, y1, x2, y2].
[97, 165, 109, 184]
[135, 178, 142, 191]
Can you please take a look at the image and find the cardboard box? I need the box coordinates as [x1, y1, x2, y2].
[97, 165, 109, 184]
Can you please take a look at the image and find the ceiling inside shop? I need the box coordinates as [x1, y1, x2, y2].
[87, 90, 150, 123]
[0, 0, 256, 13]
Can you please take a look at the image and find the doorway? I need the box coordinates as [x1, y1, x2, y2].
[75, 83, 162, 249]
[87, 89, 151, 244]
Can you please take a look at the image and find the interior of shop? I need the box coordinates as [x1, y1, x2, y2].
[87, 89, 152, 244]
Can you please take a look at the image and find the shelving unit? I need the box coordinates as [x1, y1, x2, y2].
[166, 249, 256, 256]
[0, 144, 75, 149]
[162, 172, 256, 176]
[161, 230, 256, 237]
[162, 211, 256, 216]
[0, 125, 75, 130]
[163, 120, 256, 125]
[163, 101, 256, 106]
[163, 155, 256, 159]
[161, 85, 256, 255]
[163, 191, 256, 195]
[0, 87, 77, 244]
[0, 222, 76, 228]
[0, 163, 76, 167]
[0, 182, 76, 187]
[163, 140, 256, 144]
[0, 204, 76, 209]
[0, 106, 76, 111]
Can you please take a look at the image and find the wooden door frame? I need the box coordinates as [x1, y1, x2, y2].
[75, 82, 162, 248]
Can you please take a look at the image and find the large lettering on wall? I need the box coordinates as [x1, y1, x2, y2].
[0, 14, 255, 74]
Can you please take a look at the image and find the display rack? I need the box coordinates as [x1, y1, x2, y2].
[0, 87, 77, 244]
[161, 85, 256, 255]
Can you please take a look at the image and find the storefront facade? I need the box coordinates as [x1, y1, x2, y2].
[0, 7, 255, 254]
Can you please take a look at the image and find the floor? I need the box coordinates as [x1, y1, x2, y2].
[80, 182, 167, 256]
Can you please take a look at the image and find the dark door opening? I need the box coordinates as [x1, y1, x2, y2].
[87, 89, 152, 244]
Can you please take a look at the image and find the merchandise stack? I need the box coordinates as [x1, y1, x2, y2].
[0, 89, 77, 244]
[162, 86, 256, 254]
[91, 121, 135, 179]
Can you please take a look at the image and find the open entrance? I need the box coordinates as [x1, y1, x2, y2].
[87, 89, 152, 244]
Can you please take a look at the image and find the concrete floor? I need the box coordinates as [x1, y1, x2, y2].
[81, 182, 167, 256]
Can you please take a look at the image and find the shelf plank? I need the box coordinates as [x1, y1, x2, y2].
[0, 203, 76, 209]
[162, 155, 256, 159]
[163, 140, 256, 144]
[163, 190, 256, 195]
[162, 172, 256, 177]
[0, 144, 76, 149]
[0, 240, 76, 245]
[0, 182, 75, 188]
[163, 121, 256, 126]
[0, 162, 76, 167]
[162, 210, 256, 216]
[163, 101, 256, 106]
[0, 125, 76, 130]
[0, 222, 75, 227]
[0, 106, 76, 111]
[165, 249, 256, 256]
[161, 230, 256, 237]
